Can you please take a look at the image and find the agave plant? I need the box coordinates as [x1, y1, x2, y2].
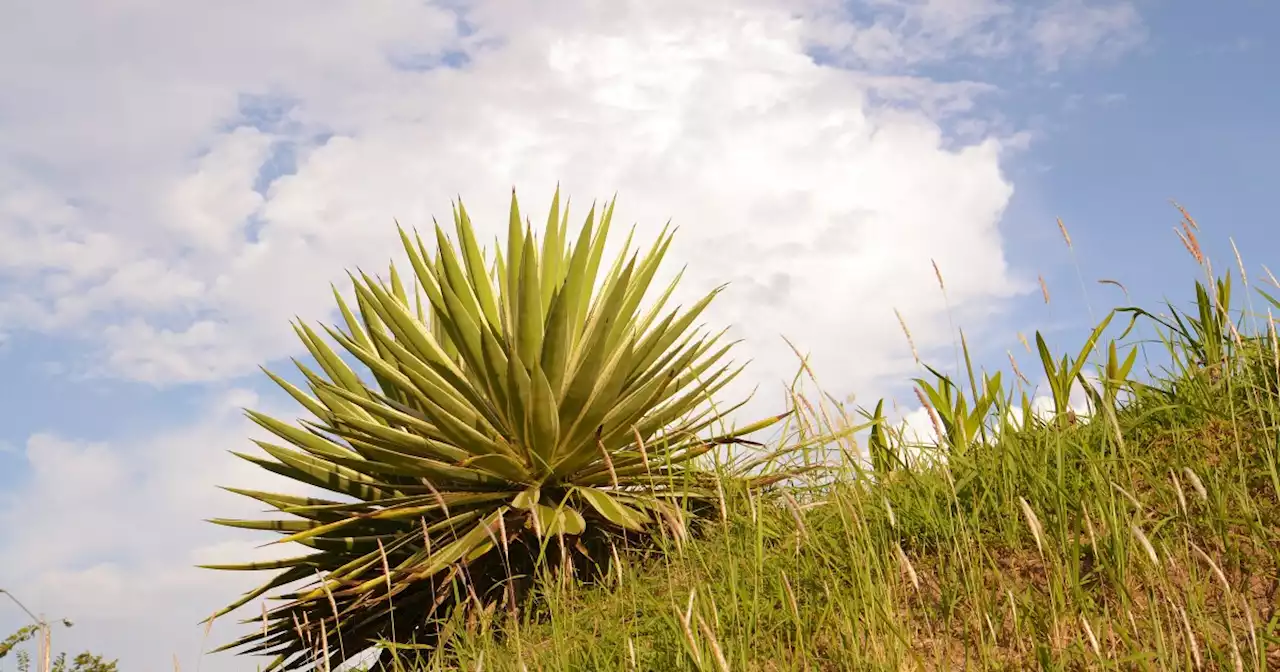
[204, 188, 788, 671]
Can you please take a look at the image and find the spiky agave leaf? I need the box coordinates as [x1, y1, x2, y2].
[206, 188, 789, 671]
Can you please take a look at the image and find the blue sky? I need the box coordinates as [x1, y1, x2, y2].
[1, 1, 1277, 669]
[1004, 0, 1278, 311]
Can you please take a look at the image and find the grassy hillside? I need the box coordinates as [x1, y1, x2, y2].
[8, 221, 1278, 672]
[360, 262, 1280, 670]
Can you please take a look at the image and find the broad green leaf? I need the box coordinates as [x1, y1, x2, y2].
[434, 222, 485, 328]
[560, 203, 599, 352]
[494, 243, 510, 330]
[629, 269, 685, 354]
[541, 285, 573, 396]
[351, 282, 404, 402]
[505, 344, 534, 461]
[529, 363, 561, 470]
[575, 486, 649, 531]
[453, 205, 501, 329]
[506, 191, 524, 326]
[516, 227, 544, 368]
[512, 485, 540, 510]
[539, 184, 563, 309]
[531, 503, 586, 536]
[389, 262, 409, 306]
[559, 257, 637, 434]
[556, 338, 639, 471]
[609, 226, 674, 351]
[628, 288, 723, 384]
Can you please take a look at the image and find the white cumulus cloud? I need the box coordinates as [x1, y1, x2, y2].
[0, 0, 1146, 669]
[0, 390, 319, 670]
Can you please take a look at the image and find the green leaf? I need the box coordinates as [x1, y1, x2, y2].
[559, 256, 637, 437]
[575, 486, 649, 531]
[260, 366, 330, 422]
[540, 184, 563, 309]
[1258, 287, 1280, 313]
[506, 190, 525, 327]
[246, 410, 352, 461]
[250, 443, 405, 502]
[452, 206, 502, 329]
[512, 485, 540, 510]
[205, 566, 315, 621]
[541, 285, 573, 397]
[293, 321, 370, 402]
[560, 203, 599, 353]
[529, 363, 562, 469]
[516, 227, 544, 368]
[197, 556, 319, 571]
[434, 221, 485, 331]
[530, 503, 586, 537]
